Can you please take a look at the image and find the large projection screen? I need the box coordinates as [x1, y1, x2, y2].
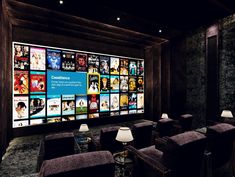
[12, 42, 144, 128]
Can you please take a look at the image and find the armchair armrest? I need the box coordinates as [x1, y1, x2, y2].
[126, 145, 171, 177]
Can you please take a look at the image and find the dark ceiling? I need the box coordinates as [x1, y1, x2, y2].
[17, 0, 235, 38]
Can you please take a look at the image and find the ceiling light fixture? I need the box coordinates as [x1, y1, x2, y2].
[158, 29, 162, 33]
[117, 17, 121, 21]
[59, 0, 63, 5]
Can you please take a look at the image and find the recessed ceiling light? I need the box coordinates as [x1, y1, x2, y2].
[59, 0, 63, 5]
[158, 29, 162, 33]
[117, 17, 121, 21]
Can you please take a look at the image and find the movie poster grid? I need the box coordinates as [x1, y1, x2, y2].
[13, 43, 145, 128]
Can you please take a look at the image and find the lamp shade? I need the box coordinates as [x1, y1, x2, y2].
[116, 127, 133, 143]
[161, 113, 169, 119]
[221, 110, 233, 118]
[79, 124, 89, 132]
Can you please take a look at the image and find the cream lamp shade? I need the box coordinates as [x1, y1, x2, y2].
[221, 110, 233, 118]
[79, 124, 89, 132]
[161, 113, 169, 119]
[116, 127, 133, 143]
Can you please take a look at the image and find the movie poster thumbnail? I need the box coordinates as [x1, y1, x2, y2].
[120, 93, 128, 110]
[120, 111, 128, 115]
[30, 71, 46, 94]
[30, 119, 44, 125]
[89, 113, 99, 119]
[30, 47, 46, 70]
[110, 111, 119, 116]
[137, 60, 144, 75]
[62, 116, 75, 121]
[47, 49, 61, 70]
[13, 120, 29, 128]
[110, 75, 119, 92]
[129, 60, 137, 75]
[76, 53, 87, 72]
[87, 74, 100, 94]
[61, 51, 75, 71]
[110, 94, 119, 111]
[100, 75, 110, 93]
[14, 70, 29, 94]
[120, 59, 128, 75]
[129, 110, 137, 114]
[62, 95, 75, 115]
[88, 94, 99, 113]
[14, 44, 29, 70]
[137, 109, 144, 113]
[137, 93, 144, 109]
[137, 76, 144, 92]
[120, 76, 128, 92]
[76, 95, 87, 114]
[47, 117, 61, 123]
[30, 95, 46, 118]
[47, 95, 61, 117]
[13, 96, 29, 120]
[88, 55, 99, 73]
[100, 56, 110, 74]
[110, 57, 119, 75]
[76, 115, 87, 120]
[129, 93, 137, 109]
[99, 112, 110, 117]
[129, 76, 137, 92]
[100, 94, 109, 112]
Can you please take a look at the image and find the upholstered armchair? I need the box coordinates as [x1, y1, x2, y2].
[178, 114, 194, 132]
[206, 123, 235, 177]
[89, 126, 123, 153]
[157, 118, 174, 137]
[37, 132, 75, 171]
[127, 131, 207, 177]
[39, 151, 115, 177]
[132, 121, 153, 149]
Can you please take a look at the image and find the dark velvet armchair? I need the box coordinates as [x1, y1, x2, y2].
[127, 131, 207, 177]
[37, 132, 75, 171]
[39, 151, 115, 177]
[132, 120, 153, 149]
[89, 126, 123, 153]
[157, 118, 174, 137]
[179, 114, 194, 132]
[206, 123, 235, 177]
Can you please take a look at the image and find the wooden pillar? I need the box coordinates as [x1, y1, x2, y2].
[145, 44, 162, 121]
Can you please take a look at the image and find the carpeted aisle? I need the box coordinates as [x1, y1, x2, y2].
[0, 135, 42, 177]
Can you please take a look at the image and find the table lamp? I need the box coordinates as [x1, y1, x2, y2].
[116, 127, 133, 157]
[79, 124, 89, 132]
[161, 113, 169, 119]
[221, 110, 233, 119]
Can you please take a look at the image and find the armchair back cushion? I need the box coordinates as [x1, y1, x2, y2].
[39, 151, 115, 177]
[132, 121, 153, 149]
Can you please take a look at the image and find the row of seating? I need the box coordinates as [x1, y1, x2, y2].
[127, 123, 235, 177]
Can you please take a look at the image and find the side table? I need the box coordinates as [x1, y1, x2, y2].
[74, 136, 91, 153]
[113, 151, 133, 177]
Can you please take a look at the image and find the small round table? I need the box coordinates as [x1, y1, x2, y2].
[113, 151, 133, 177]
